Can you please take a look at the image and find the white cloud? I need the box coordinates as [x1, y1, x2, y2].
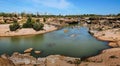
[32, 0, 72, 9]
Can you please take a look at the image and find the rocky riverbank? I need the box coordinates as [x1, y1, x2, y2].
[0, 24, 57, 37]
[1, 46, 120, 66]
[90, 28, 120, 47]
[85, 28, 120, 66]
[0, 28, 120, 66]
[0, 16, 120, 66]
[0, 52, 81, 66]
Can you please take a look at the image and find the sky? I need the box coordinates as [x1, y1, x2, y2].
[0, 0, 120, 15]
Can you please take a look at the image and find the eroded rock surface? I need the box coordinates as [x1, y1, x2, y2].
[0, 54, 15, 66]
[0, 52, 80, 66]
[90, 28, 120, 48]
[92, 28, 120, 41]
[82, 48, 120, 66]
[10, 52, 36, 65]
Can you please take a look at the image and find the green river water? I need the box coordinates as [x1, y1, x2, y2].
[0, 25, 109, 58]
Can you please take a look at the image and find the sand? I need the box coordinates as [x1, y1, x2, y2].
[0, 24, 57, 37]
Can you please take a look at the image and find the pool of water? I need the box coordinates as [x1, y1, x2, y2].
[0, 25, 109, 58]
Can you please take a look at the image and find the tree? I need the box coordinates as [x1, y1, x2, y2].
[21, 12, 26, 17]
[33, 22, 44, 31]
[117, 13, 120, 16]
[36, 19, 40, 22]
[43, 18, 46, 22]
[22, 17, 33, 28]
[9, 21, 20, 31]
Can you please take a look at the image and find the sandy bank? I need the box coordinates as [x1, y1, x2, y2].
[0, 24, 57, 37]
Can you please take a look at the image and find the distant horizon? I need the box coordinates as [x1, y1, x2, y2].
[0, 12, 119, 16]
[0, 0, 120, 15]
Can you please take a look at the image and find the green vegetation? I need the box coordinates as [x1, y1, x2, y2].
[33, 22, 44, 31]
[22, 17, 44, 31]
[0, 12, 18, 17]
[9, 21, 20, 31]
[117, 13, 120, 16]
[9, 17, 44, 31]
[0, 12, 120, 18]
[43, 18, 46, 22]
[22, 17, 33, 28]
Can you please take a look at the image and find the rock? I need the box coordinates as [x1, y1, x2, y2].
[34, 51, 41, 54]
[12, 52, 19, 55]
[64, 29, 68, 33]
[10, 52, 36, 65]
[0, 57, 15, 66]
[92, 28, 120, 41]
[89, 30, 98, 34]
[8, 52, 82, 66]
[117, 41, 120, 46]
[24, 53, 31, 56]
[70, 34, 77, 37]
[43, 55, 81, 66]
[109, 42, 118, 47]
[87, 48, 120, 66]
[1, 54, 10, 59]
[108, 41, 120, 47]
[24, 48, 33, 53]
[37, 58, 46, 65]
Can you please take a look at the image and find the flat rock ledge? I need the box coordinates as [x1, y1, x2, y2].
[89, 28, 120, 47]
[84, 48, 120, 66]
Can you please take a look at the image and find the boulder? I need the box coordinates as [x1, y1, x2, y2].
[10, 52, 36, 65]
[24, 48, 33, 53]
[34, 51, 41, 54]
[109, 42, 118, 47]
[70, 34, 77, 37]
[109, 41, 120, 47]
[64, 29, 68, 33]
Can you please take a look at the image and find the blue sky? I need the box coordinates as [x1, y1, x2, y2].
[0, 0, 120, 15]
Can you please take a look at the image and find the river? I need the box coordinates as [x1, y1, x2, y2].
[0, 25, 109, 58]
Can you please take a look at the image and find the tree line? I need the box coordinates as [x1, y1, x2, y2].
[0, 12, 120, 18]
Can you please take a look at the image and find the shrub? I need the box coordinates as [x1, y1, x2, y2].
[36, 19, 40, 22]
[22, 17, 33, 28]
[9, 23, 20, 31]
[43, 18, 46, 22]
[33, 22, 44, 31]
[22, 17, 44, 31]
[22, 22, 33, 28]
